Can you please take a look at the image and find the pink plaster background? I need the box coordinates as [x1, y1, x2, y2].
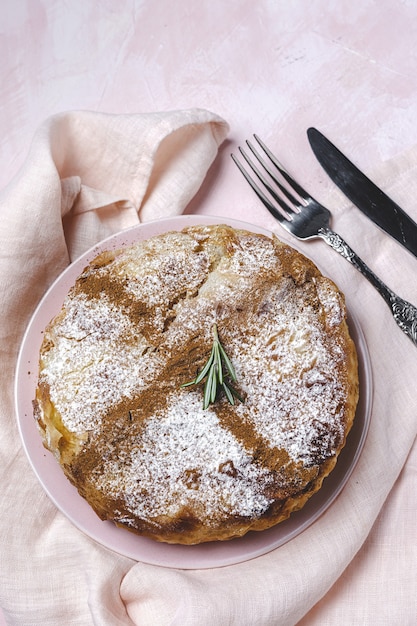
[2, 2, 417, 624]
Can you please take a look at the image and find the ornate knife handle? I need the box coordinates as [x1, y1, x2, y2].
[318, 226, 417, 346]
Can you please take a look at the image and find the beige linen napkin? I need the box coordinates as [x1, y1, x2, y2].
[1, 110, 417, 625]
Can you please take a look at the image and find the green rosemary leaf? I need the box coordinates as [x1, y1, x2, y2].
[210, 365, 218, 403]
[222, 382, 235, 405]
[181, 347, 214, 388]
[228, 383, 245, 403]
[213, 342, 223, 385]
[218, 342, 237, 381]
[194, 347, 215, 384]
[181, 379, 197, 388]
[203, 365, 216, 409]
[182, 323, 243, 409]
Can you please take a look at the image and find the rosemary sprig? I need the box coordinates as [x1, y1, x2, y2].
[182, 324, 243, 409]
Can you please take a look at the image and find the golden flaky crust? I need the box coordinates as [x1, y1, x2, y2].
[34, 225, 359, 544]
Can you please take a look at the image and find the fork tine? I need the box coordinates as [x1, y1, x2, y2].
[230, 152, 286, 222]
[253, 134, 311, 203]
[236, 146, 295, 218]
[245, 139, 301, 212]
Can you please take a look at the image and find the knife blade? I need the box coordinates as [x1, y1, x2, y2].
[307, 127, 417, 258]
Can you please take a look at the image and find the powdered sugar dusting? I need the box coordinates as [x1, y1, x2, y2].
[40, 292, 162, 434]
[95, 392, 273, 524]
[189, 261, 348, 468]
[314, 277, 345, 327]
[230, 294, 347, 466]
[113, 231, 210, 306]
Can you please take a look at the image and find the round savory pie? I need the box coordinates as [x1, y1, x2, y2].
[33, 224, 359, 544]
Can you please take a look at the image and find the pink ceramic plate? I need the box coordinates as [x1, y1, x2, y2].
[15, 215, 372, 569]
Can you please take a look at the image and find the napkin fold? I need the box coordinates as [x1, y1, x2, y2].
[1, 109, 417, 626]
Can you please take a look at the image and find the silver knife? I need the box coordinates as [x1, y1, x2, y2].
[307, 127, 417, 258]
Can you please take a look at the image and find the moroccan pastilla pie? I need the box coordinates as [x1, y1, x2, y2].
[33, 224, 359, 544]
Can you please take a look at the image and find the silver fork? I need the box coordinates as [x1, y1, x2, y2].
[232, 134, 417, 346]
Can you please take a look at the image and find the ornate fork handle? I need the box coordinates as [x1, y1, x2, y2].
[318, 227, 417, 345]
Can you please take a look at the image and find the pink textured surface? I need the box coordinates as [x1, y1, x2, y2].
[2, 1, 417, 193]
[1, 2, 417, 625]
